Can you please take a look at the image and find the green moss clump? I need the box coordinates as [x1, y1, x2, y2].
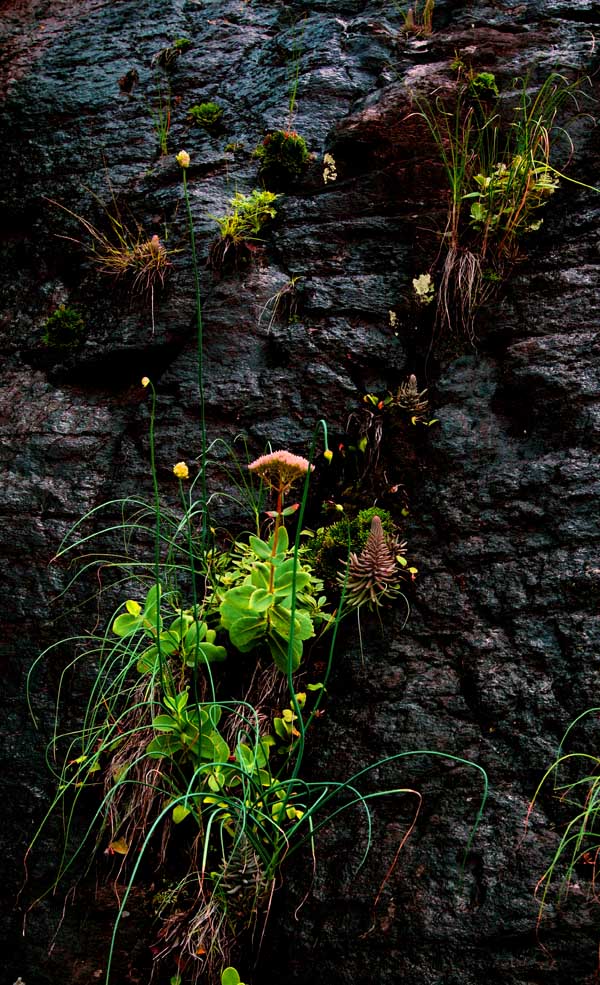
[42, 305, 86, 349]
[187, 102, 224, 129]
[254, 130, 310, 184]
[306, 507, 398, 584]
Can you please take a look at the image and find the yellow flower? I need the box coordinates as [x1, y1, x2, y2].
[323, 449, 333, 463]
[173, 461, 189, 479]
[176, 150, 190, 169]
[141, 376, 150, 387]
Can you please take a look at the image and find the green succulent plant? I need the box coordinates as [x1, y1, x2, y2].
[218, 526, 327, 672]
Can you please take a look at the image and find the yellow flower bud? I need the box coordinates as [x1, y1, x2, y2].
[323, 449, 333, 463]
[141, 376, 150, 387]
[176, 150, 190, 169]
[173, 461, 189, 480]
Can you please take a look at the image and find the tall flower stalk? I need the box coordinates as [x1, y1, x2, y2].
[247, 449, 314, 590]
[178, 150, 208, 549]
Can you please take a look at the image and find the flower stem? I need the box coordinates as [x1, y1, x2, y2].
[182, 168, 208, 551]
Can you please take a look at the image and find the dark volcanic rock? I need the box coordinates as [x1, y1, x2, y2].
[1, 0, 600, 983]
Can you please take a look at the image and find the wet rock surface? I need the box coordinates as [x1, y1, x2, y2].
[1, 0, 600, 983]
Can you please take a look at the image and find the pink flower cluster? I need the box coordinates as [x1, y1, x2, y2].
[248, 449, 314, 491]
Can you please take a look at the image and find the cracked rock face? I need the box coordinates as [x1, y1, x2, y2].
[1, 0, 600, 983]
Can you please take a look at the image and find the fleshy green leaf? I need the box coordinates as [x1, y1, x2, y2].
[221, 968, 241, 985]
[152, 714, 178, 731]
[112, 612, 143, 637]
[172, 804, 191, 824]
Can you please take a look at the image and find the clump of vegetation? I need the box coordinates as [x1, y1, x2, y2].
[412, 272, 435, 305]
[342, 514, 410, 609]
[41, 304, 85, 349]
[155, 37, 192, 70]
[188, 101, 224, 129]
[26, 160, 490, 985]
[468, 71, 500, 101]
[254, 130, 310, 185]
[365, 374, 436, 426]
[209, 189, 279, 272]
[414, 72, 589, 341]
[528, 708, 600, 932]
[306, 506, 400, 585]
[259, 276, 303, 332]
[50, 198, 172, 295]
[397, 0, 435, 36]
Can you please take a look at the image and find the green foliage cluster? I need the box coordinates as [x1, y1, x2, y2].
[188, 101, 224, 128]
[253, 130, 310, 184]
[415, 72, 587, 339]
[467, 71, 499, 101]
[467, 156, 559, 235]
[529, 708, 600, 930]
[211, 190, 279, 243]
[209, 189, 280, 271]
[216, 526, 328, 672]
[41, 304, 85, 349]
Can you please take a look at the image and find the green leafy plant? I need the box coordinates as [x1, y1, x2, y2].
[221, 969, 247, 985]
[209, 189, 279, 272]
[218, 525, 327, 672]
[413, 73, 590, 340]
[188, 101, 224, 129]
[217, 450, 329, 671]
[254, 130, 310, 185]
[468, 71, 500, 101]
[41, 304, 86, 349]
